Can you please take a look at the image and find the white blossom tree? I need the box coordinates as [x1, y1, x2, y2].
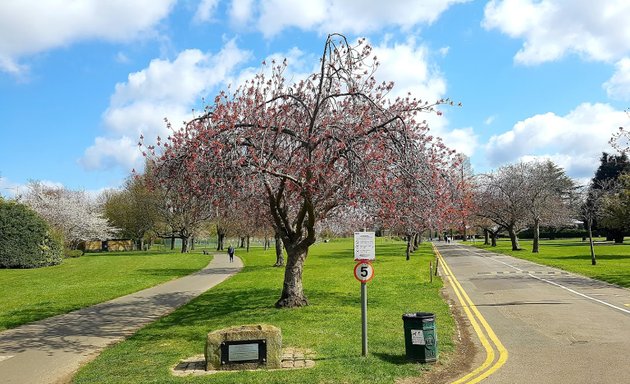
[24, 182, 116, 249]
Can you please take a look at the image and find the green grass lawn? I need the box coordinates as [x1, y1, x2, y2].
[0, 250, 213, 331]
[472, 238, 630, 287]
[72, 238, 454, 384]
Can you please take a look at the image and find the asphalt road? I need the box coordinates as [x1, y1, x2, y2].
[436, 242, 630, 384]
[0, 254, 242, 384]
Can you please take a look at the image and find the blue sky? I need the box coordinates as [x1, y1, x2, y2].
[1, 0, 629, 197]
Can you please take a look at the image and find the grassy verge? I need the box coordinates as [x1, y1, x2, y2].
[0, 250, 213, 331]
[472, 238, 630, 287]
[73, 238, 454, 384]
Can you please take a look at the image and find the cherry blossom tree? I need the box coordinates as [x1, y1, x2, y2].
[376, 139, 460, 259]
[145, 156, 217, 253]
[146, 34, 457, 307]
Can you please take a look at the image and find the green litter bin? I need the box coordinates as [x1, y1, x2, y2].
[402, 312, 437, 363]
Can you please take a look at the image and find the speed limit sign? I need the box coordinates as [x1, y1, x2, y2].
[354, 261, 375, 283]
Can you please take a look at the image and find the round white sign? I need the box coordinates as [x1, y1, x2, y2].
[354, 261, 375, 283]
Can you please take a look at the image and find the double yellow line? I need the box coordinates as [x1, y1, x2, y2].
[433, 244, 508, 384]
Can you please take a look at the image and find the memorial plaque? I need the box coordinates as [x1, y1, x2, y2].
[229, 343, 259, 361]
[221, 339, 267, 365]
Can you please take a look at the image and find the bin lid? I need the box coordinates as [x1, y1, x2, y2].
[402, 312, 435, 320]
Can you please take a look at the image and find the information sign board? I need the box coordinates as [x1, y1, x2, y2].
[354, 232, 375, 260]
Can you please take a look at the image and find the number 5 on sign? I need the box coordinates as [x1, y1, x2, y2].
[354, 261, 375, 283]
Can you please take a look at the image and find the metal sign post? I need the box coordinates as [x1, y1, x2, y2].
[361, 282, 368, 356]
[354, 232, 375, 357]
[354, 261, 374, 357]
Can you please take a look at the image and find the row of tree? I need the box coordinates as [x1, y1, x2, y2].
[465, 151, 630, 266]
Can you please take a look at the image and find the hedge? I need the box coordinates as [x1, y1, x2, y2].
[0, 200, 63, 268]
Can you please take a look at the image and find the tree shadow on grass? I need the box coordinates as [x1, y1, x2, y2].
[594, 274, 630, 287]
[0, 302, 69, 331]
[141, 287, 282, 337]
[547, 253, 630, 261]
[0, 290, 225, 355]
[373, 352, 412, 365]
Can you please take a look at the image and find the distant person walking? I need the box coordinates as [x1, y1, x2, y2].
[227, 245, 235, 263]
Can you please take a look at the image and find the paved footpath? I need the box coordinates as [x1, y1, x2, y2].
[0, 254, 242, 384]
[436, 242, 630, 384]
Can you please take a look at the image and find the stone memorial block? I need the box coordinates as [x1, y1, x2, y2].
[205, 324, 282, 371]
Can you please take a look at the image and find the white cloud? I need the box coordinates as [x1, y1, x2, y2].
[243, 36, 467, 157]
[81, 136, 142, 171]
[482, 0, 630, 65]
[229, 0, 256, 25]
[0, 0, 176, 74]
[81, 41, 251, 171]
[484, 102, 628, 178]
[604, 57, 630, 101]
[194, 0, 220, 23]
[81, 35, 465, 171]
[439, 127, 478, 157]
[115, 52, 131, 64]
[372, 38, 446, 103]
[255, 0, 469, 38]
[368, 38, 474, 155]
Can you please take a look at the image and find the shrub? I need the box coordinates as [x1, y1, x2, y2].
[0, 200, 63, 268]
[64, 249, 84, 258]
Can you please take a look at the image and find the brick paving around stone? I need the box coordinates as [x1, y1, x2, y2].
[171, 347, 316, 376]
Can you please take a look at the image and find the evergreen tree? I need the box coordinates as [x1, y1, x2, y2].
[588, 152, 630, 242]
[591, 152, 630, 186]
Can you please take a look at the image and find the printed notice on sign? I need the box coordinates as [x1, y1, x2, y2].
[354, 232, 375, 260]
[411, 330, 426, 345]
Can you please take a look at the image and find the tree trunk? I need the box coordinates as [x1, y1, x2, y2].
[405, 235, 412, 261]
[532, 218, 540, 253]
[240, 236, 245, 248]
[614, 231, 624, 244]
[274, 233, 284, 267]
[190, 236, 195, 251]
[216, 227, 225, 251]
[275, 244, 308, 308]
[587, 220, 596, 265]
[484, 229, 490, 245]
[246, 236, 250, 252]
[507, 226, 521, 251]
[181, 236, 189, 253]
[490, 231, 497, 247]
[170, 235, 175, 250]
